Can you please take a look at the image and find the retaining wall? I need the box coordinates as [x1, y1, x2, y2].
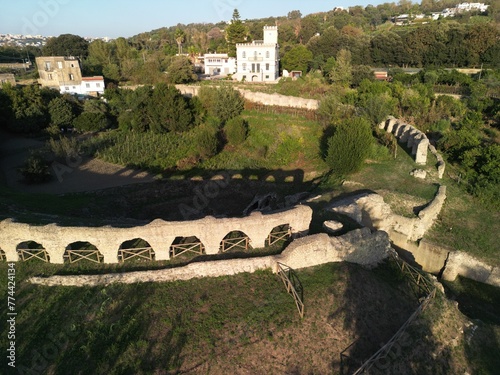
[175, 85, 318, 110]
[29, 228, 392, 286]
[0, 205, 312, 264]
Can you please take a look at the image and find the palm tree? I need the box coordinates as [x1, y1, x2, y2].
[174, 28, 186, 55]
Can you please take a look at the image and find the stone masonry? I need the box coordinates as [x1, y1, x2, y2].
[0, 205, 312, 264]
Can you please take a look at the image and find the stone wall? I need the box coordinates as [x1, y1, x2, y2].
[0, 205, 312, 264]
[378, 116, 429, 165]
[378, 116, 446, 178]
[174, 85, 318, 110]
[442, 251, 500, 287]
[329, 187, 447, 243]
[29, 228, 392, 286]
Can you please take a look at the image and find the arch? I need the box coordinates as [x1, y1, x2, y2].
[64, 242, 103, 264]
[169, 236, 205, 259]
[118, 238, 155, 263]
[266, 224, 292, 247]
[16, 241, 50, 262]
[219, 231, 252, 253]
[251, 75, 258, 82]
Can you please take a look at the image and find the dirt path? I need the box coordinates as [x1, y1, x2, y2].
[0, 132, 155, 194]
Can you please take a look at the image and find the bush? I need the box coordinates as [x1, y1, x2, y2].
[325, 117, 373, 175]
[224, 117, 248, 146]
[19, 153, 51, 183]
[73, 112, 109, 132]
[193, 121, 220, 159]
[212, 86, 245, 124]
[48, 136, 81, 160]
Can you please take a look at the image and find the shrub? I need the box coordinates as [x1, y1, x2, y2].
[19, 153, 51, 183]
[224, 117, 248, 146]
[213, 86, 245, 124]
[193, 121, 219, 159]
[48, 136, 81, 160]
[325, 117, 373, 175]
[73, 112, 109, 132]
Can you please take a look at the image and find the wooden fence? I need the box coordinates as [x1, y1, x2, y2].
[267, 225, 292, 246]
[277, 262, 304, 318]
[118, 247, 155, 262]
[347, 253, 437, 374]
[220, 236, 250, 253]
[64, 249, 103, 264]
[170, 242, 205, 258]
[17, 248, 50, 262]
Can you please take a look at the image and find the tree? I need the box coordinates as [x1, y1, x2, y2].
[224, 117, 248, 146]
[212, 86, 245, 124]
[198, 85, 244, 124]
[225, 9, 249, 57]
[48, 97, 76, 128]
[165, 56, 197, 84]
[281, 45, 313, 73]
[147, 83, 194, 133]
[73, 112, 108, 132]
[326, 117, 373, 175]
[174, 28, 186, 55]
[42, 34, 89, 58]
[328, 49, 352, 87]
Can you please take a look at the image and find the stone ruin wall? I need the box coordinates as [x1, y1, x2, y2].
[330, 187, 447, 243]
[0, 205, 312, 264]
[329, 190, 500, 288]
[378, 116, 446, 178]
[175, 85, 319, 111]
[29, 228, 392, 286]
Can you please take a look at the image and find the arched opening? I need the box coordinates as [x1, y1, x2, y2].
[118, 238, 155, 263]
[0, 248, 5, 261]
[169, 236, 205, 259]
[251, 75, 258, 82]
[16, 241, 50, 262]
[64, 242, 103, 264]
[266, 224, 291, 247]
[219, 231, 251, 253]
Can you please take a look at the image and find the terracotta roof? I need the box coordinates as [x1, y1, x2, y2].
[82, 76, 104, 81]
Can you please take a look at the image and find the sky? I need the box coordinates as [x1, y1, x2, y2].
[1, 0, 389, 38]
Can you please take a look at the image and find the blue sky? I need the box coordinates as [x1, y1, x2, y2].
[2, 0, 389, 38]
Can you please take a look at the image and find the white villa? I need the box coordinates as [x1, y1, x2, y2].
[234, 26, 280, 82]
[203, 53, 236, 76]
[60, 76, 105, 96]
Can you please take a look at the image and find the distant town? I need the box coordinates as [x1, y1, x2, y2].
[0, 33, 112, 48]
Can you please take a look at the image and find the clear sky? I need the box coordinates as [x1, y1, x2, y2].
[1, 0, 389, 38]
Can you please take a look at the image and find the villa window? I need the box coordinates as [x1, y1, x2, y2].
[242, 63, 247, 71]
[242, 51, 246, 58]
[96, 83, 101, 88]
[266, 63, 269, 71]
[86, 83, 90, 88]
[266, 51, 270, 58]
[69, 73, 74, 81]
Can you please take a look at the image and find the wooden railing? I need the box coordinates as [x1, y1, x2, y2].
[17, 248, 50, 262]
[220, 236, 250, 253]
[170, 242, 204, 258]
[277, 262, 304, 318]
[118, 247, 155, 262]
[64, 249, 103, 264]
[267, 225, 291, 246]
[349, 253, 437, 374]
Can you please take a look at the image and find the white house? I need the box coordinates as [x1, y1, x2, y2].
[234, 26, 279, 82]
[60, 76, 105, 96]
[203, 53, 236, 76]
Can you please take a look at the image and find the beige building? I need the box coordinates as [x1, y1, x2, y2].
[36, 56, 82, 90]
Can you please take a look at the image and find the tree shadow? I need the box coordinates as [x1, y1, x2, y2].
[335, 257, 451, 374]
